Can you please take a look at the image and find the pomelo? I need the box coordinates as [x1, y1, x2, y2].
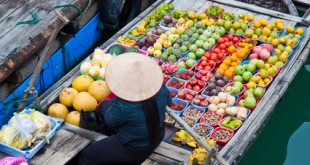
[59, 88, 78, 107]
[47, 103, 69, 120]
[65, 111, 80, 126]
[72, 92, 97, 111]
[72, 75, 94, 92]
[88, 80, 111, 102]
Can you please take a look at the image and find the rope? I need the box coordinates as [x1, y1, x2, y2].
[50, 4, 82, 16]
[16, 11, 41, 25]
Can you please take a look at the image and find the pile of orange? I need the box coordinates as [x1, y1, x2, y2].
[227, 45, 249, 59]
[216, 54, 241, 78]
[237, 38, 255, 49]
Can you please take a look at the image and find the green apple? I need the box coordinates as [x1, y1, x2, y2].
[235, 65, 245, 75]
[246, 63, 256, 72]
[256, 60, 265, 69]
[242, 71, 253, 81]
[253, 87, 264, 98]
[187, 52, 196, 60]
[234, 75, 244, 82]
[189, 44, 198, 52]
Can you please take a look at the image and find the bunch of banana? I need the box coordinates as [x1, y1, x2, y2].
[172, 130, 197, 148]
[188, 138, 217, 165]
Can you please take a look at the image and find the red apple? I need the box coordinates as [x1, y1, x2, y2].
[185, 94, 194, 101]
[201, 76, 210, 82]
[185, 84, 192, 89]
[197, 95, 205, 101]
[189, 78, 198, 85]
[178, 91, 185, 99]
[200, 101, 209, 106]
[189, 91, 197, 96]
[197, 80, 206, 87]
[193, 99, 200, 105]
[193, 85, 201, 92]
[200, 71, 207, 76]
[195, 73, 203, 79]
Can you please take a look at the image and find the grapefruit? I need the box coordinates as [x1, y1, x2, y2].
[47, 103, 69, 120]
[59, 88, 78, 107]
[88, 80, 111, 102]
[72, 92, 97, 111]
[65, 111, 80, 126]
[72, 75, 94, 92]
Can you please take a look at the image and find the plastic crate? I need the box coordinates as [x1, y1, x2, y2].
[192, 123, 214, 137]
[169, 98, 189, 115]
[182, 105, 206, 120]
[0, 108, 61, 160]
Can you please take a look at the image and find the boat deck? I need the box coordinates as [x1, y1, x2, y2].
[0, 0, 309, 164]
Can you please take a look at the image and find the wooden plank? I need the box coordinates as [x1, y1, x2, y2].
[210, 0, 309, 25]
[30, 129, 92, 165]
[173, 0, 206, 11]
[142, 159, 162, 165]
[148, 153, 180, 165]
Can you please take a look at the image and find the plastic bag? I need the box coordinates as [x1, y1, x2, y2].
[29, 110, 51, 131]
[0, 113, 35, 149]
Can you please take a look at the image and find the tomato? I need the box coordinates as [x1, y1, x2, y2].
[211, 55, 217, 61]
[204, 52, 211, 59]
[217, 53, 224, 60]
[208, 60, 216, 66]
[227, 34, 234, 40]
[219, 44, 226, 50]
[224, 38, 229, 42]
[225, 42, 231, 47]
[217, 37, 225, 44]
[233, 37, 240, 43]
[201, 56, 207, 61]
[201, 60, 207, 67]
[221, 49, 227, 53]
[213, 48, 221, 54]
[204, 66, 212, 71]
[197, 65, 203, 70]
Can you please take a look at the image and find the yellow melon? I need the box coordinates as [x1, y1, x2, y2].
[59, 88, 78, 107]
[88, 80, 111, 102]
[72, 92, 97, 111]
[72, 75, 94, 92]
[65, 111, 80, 126]
[47, 103, 69, 120]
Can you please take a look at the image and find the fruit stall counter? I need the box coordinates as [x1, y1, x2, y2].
[26, 0, 310, 164]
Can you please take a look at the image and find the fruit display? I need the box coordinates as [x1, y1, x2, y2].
[229, 22, 247, 35]
[195, 70, 214, 82]
[206, 6, 223, 18]
[225, 82, 245, 96]
[219, 116, 242, 130]
[286, 26, 305, 38]
[202, 73, 230, 96]
[136, 33, 159, 50]
[204, 92, 236, 115]
[166, 77, 185, 89]
[278, 35, 299, 48]
[177, 89, 198, 102]
[170, 99, 187, 111]
[258, 27, 279, 43]
[175, 116, 197, 129]
[196, 58, 216, 72]
[117, 36, 136, 46]
[236, 13, 254, 25]
[160, 15, 177, 29]
[192, 94, 210, 107]
[174, 70, 195, 80]
[161, 62, 178, 75]
[200, 112, 222, 127]
[172, 130, 197, 148]
[163, 74, 170, 84]
[184, 78, 206, 93]
[188, 138, 216, 164]
[250, 72, 273, 87]
[193, 124, 213, 137]
[272, 44, 293, 59]
[243, 28, 262, 40]
[177, 58, 196, 70]
[171, 9, 188, 19]
[210, 127, 234, 143]
[244, 86, 265, 98]
[183, 107, 205, 119]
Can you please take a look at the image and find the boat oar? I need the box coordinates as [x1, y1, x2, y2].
[166, 106, 229, 165]
[18, 10, 70, 110]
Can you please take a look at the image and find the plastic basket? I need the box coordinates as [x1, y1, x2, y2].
[195, 59, 216, 72]
[192, 123, 214, 137]
[167, 87, 179, 99]
[174, 69, 195, 81]
[218, 116, 243, 131]
[254, 73, 273, 88]
[170, 98, 189, 115]
[175, 116, 198, 130]
[0, 108, 61, 160]
[184, 78, 206, 93]
[177, 88, 198, 103]
[182, 105, 206, 120]
[236, 39, 258, 50]
[177, 58, 197, 71]
[164, 112, 177, 127]
[166, 77, 186, 89]
[199, 111, 223, 127]
[0, 156, 28, 165]
[236, 95, 260, 111]
[191, 95, 209, 109]
[285, 27, 306, 39]
[210, 127, 234, 144]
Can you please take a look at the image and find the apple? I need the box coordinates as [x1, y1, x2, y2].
[262, 44, 274, 53]
[253, 87, 264, 98]
[177, 61, 186, 69]
[185, 94, 194, 101]
[242, 71, 252, 81]
[185, 59, 195, 68]
[196, 48, 205, 57]
[203, 30, 212, 38]
[189, 44, 198, 52]
[178, 91, 185, 99]
[198, 35, 208, 42]
[195, 40, 204, 48]
[197, 95, 205, 101]
[235, 65, 245, 75]
[246, 63, 256, 72]
[207, 38, 216, 46]
[207, 25, 216, 32]
[252, 46, 262, 53]
[211, 32, 221, 41]
[195, 73, 203, 79]
[189, 78, 198, 85]
[249, 53, 259, 60]
[168, 34, 177, 43]
[189, 91, 196, 96]
[231, 85, 241, 95]
[193, 85, 201, 92]
[201, 76, 210, 82]
[215, 26, 226, 36]
[234, 82, 243, 90]
[197, 80, 205, 87]
[239, 99, 245, 106]
[234, 75, 243, 82]
[256, 60, 265, 69]
[203, 41, 212, 50]
[200, 101, 208, 106]
[193, 99, 201, 105]
[244, 96, 256, 108]
[187, 52, 196, 60]
[250, 59, 258, 66]
[225, 86, 232, 93]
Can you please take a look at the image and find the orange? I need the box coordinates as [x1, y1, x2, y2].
[231, 62, 238, 67]
[188, 11, 196, 19]
[219, 64, 228, 70]
[222, 59, 231, 66]
[216, 68, 225, 75]
[227, 45, 236, 54]
[230, 56, 238, 62]
[224, 69, 234, 78]
[228, 67, 235, 72]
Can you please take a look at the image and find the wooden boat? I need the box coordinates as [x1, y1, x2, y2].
[0, 0, 310, 164]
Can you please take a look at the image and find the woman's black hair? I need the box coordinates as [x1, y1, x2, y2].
[142, 96, 160, 148]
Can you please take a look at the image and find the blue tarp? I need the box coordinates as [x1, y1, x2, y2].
[0, 14, 102, 127]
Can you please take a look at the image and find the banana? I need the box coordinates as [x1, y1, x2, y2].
[173, 136, 182, 142]
[187, 141, 197, 148]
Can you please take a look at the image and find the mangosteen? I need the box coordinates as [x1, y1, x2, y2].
[210, 89, 219, 96]
[216, 86, 222, 91]
[210, 77, 217, 83]
[157, 29, 164, 35]
[164, 15, 172, 24]
[138, 39, 146, 47]
[172, 19, 177, 24]
[141, 46, 148, 51]
[216, 79, 225, 87]
[146, 31, 153, 37]
[222, 76, 229, 83]
[215, 73, 223, 80]
[146, 37, 155, 45]
[207, 83, 216, 90]
[204, 90, 210, 96]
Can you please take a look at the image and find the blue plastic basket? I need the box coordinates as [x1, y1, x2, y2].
[285, 27, 306, 39]
[170, 98, 189, 115]
[271, 46, 294, 59]
[192, 123, 214, 137]
[182, 105, 206, 120]
[167, 87, 179, 98]
[0, 108, 61, 160]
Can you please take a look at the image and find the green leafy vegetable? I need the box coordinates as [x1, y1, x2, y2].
[222, 12, 235, 21]
[206, 6, 223, 17]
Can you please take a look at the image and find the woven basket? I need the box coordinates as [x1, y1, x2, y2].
[237, 0, 298, 16]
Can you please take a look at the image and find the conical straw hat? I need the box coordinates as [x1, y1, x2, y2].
[105, 53, 163, 102]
